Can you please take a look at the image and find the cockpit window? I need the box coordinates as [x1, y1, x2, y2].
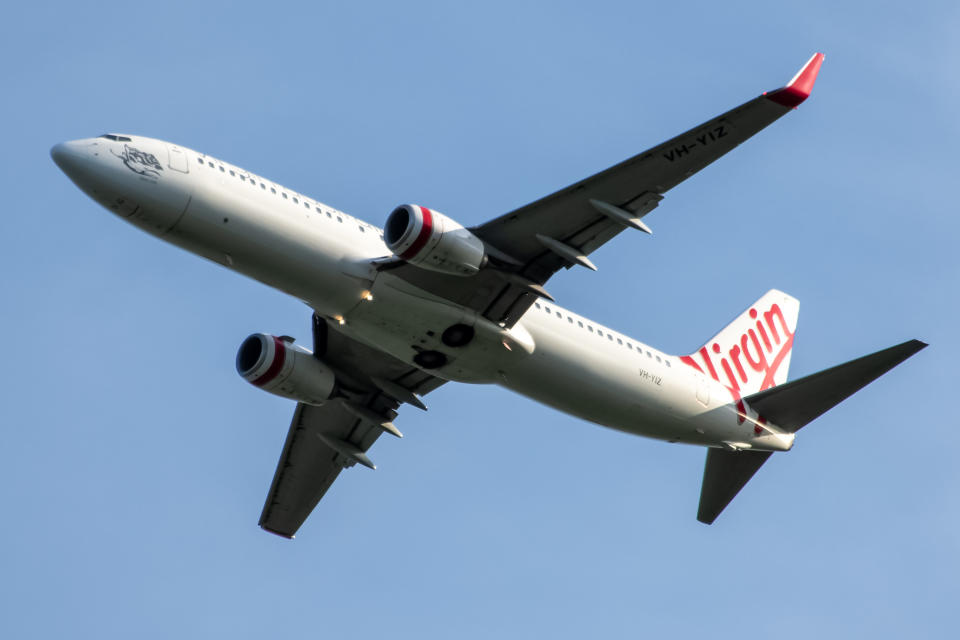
[99, 134, 132, 142]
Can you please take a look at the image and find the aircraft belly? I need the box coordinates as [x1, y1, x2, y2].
[341, 275, 777, 449]
[343, 272, 532, 384]
[492, 321, 696, 442]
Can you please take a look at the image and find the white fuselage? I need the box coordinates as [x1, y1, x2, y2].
[52, 135, 794, 452]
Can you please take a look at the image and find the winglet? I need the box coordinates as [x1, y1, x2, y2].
[764, 52, 825, 108]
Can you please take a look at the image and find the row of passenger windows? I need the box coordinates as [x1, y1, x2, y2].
[533, 301, 671, 366]
[193, 153, 656, 362]
[195, 155, 383, 238]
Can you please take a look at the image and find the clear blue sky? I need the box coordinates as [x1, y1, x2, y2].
[2, 1, 956, 637]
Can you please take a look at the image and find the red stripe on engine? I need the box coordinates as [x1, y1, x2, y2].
[399, 206, 433, 260]
[252, 336, 286, 387]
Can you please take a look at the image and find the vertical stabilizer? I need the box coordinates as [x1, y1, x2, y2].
[681, 290, 799, 396]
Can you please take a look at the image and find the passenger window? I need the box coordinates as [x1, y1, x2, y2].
[656, 355, 661, 363]
[359, 225, 365, 232]
[229, 170, 235, 176]
[646, 351, 652, 358]
[617, 338, 623, 345]
[597, 330, 603, 337]
[588, 326, 594, 333]
[271, 187, 276, 194]
[260, 183, 266, 189]
[534, 302, 541, 309]
[283, 193, 288, 199]
[337, 216, 342, 223]
[305, 202, 310, 209]
[666, 360, 671, 367]
[219, 166, 225, 172]
[608, 335, 614, 341]
[197, 157, 203, 164]
[568, 317, 573, 323]
[627, 343, 633, 350]
[578, 321, 584, 328]
[556, 311, 562, 318]
[208, 161, 214, 168]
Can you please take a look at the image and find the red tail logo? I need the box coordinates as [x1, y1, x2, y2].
[680, 302, 795, 425]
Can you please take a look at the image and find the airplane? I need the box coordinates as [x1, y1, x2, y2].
[51, 52, 925, 538]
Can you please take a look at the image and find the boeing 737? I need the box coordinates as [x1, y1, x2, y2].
[51, 53, 925, 538]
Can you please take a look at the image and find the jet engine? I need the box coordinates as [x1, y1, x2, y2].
[384, 204, 486, 276]
[236, 333, 336, 405]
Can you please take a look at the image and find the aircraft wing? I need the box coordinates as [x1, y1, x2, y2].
[259, 320, 445, 538]
[383, 53, 824, 327]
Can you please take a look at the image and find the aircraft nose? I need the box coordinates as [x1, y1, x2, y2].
[50, 140, 89, 178]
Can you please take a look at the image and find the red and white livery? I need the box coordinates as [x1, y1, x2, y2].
[51, 52, 926, 538]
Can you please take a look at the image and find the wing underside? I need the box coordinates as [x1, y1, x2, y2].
[383, 54, 825, 327]
[258, 320, 444, 538]
[258, 403, 348, 537]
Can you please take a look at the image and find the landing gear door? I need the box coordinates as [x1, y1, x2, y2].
[166, 144, 189, 173]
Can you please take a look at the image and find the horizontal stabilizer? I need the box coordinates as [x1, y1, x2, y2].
[698, 449, 772, 524]
[744, 339, 927, 433]
[698, 339, 925, 524]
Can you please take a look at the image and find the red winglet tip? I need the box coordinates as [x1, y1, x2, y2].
[765, 52, 825, 108]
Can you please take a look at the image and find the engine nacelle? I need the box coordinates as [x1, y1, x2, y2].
[236, 333, 336, 406]
[384, 204, 486, 276]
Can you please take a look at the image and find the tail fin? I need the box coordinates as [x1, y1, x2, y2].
[697, 339, 927, 524]
[682, 290, 800, 396]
